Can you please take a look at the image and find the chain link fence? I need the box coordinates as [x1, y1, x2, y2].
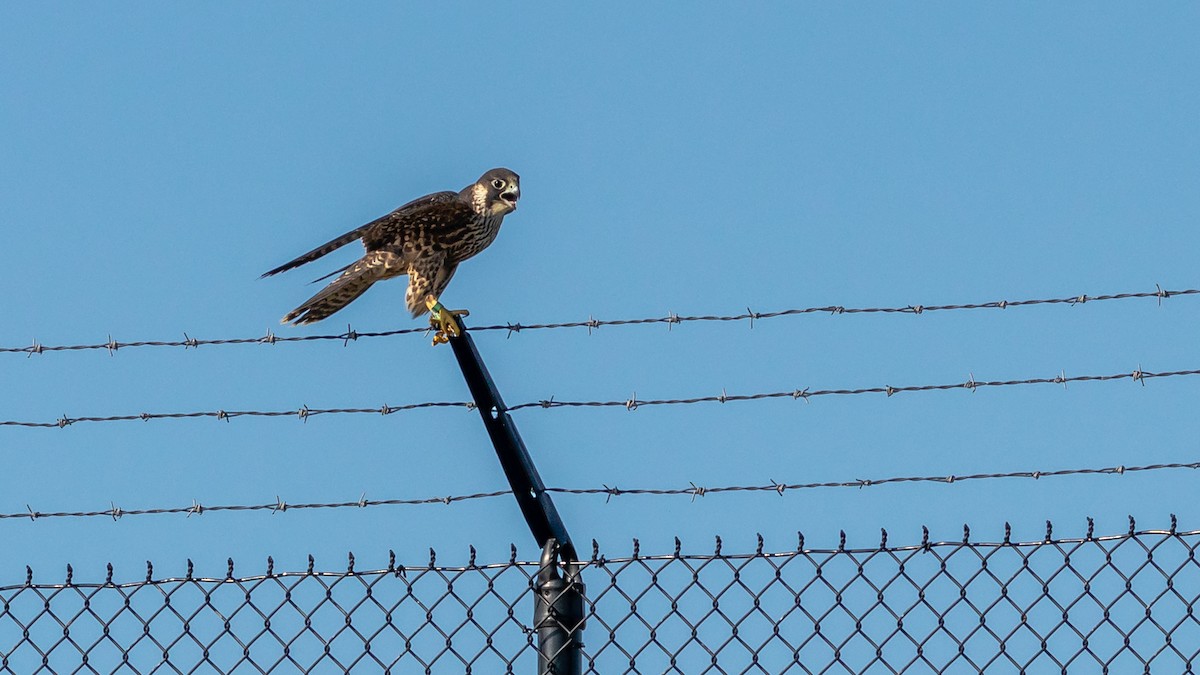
[2, 523, 1197, 673]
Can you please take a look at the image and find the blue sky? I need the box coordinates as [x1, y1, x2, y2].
[1, 3, 1198, 582]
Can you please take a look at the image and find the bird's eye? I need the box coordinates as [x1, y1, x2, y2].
[491, 179, 506, 190]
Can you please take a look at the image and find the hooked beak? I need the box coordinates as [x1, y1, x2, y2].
[500, 186, 520, 210]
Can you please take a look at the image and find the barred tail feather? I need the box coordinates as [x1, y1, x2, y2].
[281, 265, 380, 325]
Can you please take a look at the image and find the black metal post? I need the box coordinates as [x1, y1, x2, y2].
[446, 323, 585, 674]
[534, 539, 585, 675]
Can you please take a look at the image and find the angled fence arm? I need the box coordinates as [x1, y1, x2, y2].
[447, 325, 578, 562]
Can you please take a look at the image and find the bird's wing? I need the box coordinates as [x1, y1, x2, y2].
[361, 193, 473, 250]
[261, 191, 460, 278]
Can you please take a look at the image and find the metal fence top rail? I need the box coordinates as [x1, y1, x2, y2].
[3, 285, 1193, 357]
[3, 519, 1189, 591]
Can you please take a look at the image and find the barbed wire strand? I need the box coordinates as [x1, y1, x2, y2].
[3, 460, 1197, 522]
[3, 286, 1193, 357]
[0, 401, 467, 428]
[4, 366, 1194, 429]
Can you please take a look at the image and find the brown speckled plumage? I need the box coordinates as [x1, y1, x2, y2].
[263, 168, 519, 325]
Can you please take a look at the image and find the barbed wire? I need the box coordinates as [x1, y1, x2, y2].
[3, 285, 1193, 357]
[0, 401, 467, 428]
[3, 459, 1196, 522]
[4, 365, 1192, 428]
[507, 366, 1199, 412]
[0, 490, 513, 521]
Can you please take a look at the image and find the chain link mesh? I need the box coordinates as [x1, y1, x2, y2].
[2, 526, 1197, 673]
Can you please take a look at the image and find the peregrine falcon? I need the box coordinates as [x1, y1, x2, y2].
[262, 168, 520, 342]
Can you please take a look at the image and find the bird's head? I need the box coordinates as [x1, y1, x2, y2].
[470, 168, 520, 217]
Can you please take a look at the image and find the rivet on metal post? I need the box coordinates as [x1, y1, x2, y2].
[535, 538, 585, 675]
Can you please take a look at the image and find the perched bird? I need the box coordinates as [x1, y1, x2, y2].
[263, 168, 520, 342]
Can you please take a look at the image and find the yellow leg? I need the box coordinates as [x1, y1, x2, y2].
[426, 296, 470, 346]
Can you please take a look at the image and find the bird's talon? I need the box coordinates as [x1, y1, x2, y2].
[428, 304, 469, 346]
